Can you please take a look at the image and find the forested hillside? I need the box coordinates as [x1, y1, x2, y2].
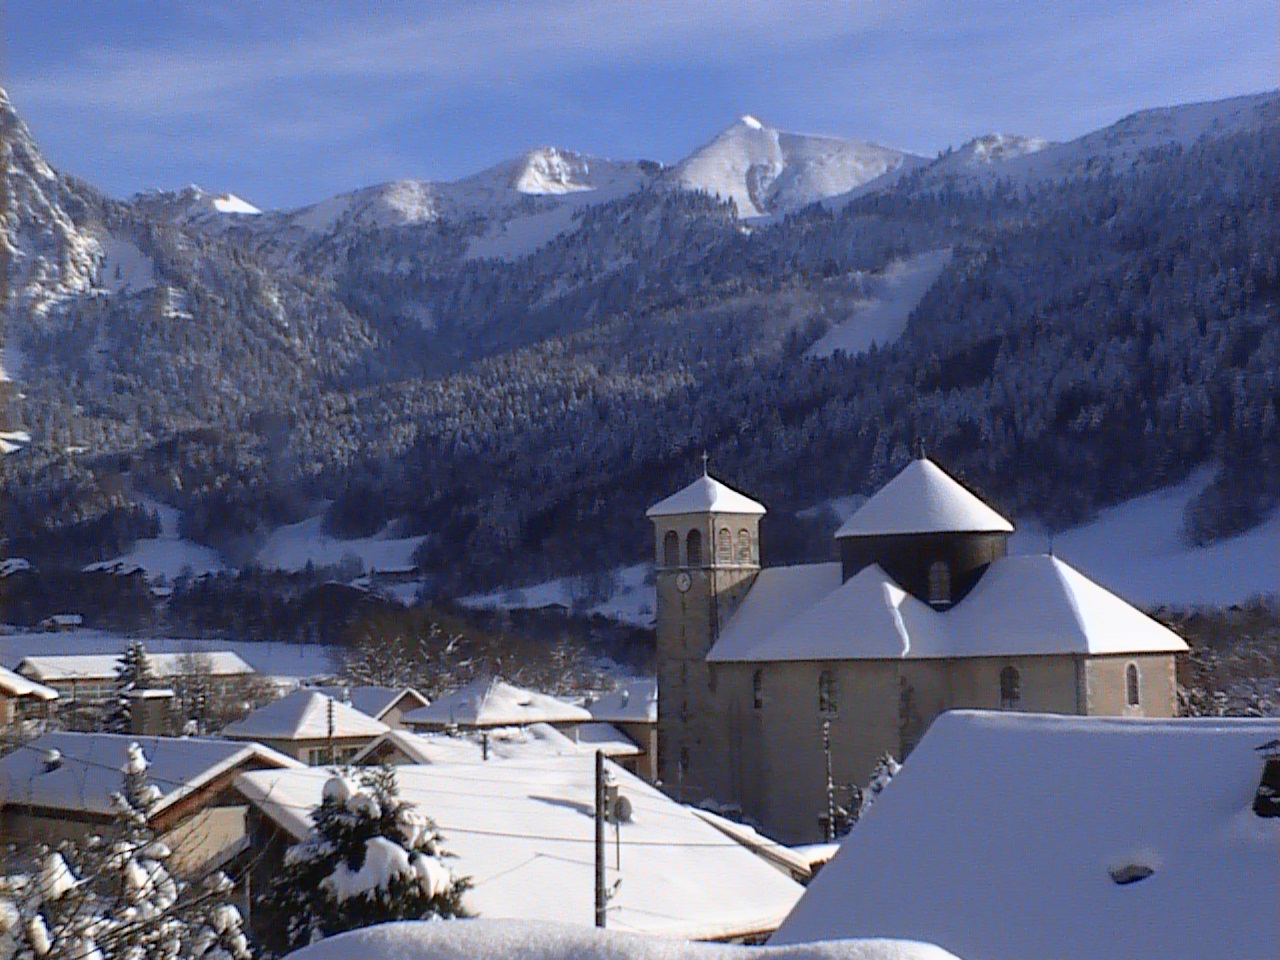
[2, 88, 1276, 597]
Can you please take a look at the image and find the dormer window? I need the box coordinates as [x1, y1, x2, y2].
[928, 560, 952, 607]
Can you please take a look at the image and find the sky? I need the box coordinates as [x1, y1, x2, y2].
[3, 0, 1275, 210]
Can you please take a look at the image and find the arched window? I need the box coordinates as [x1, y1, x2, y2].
[717, 527, 733, 563]
[1000, 665, 1021, 709]
[686, 529, 703, 567]
[752, 669, 764, 709]
[928, 560, 952, 606]
[818, 670, 838, 714]
[1126, 663, 1141, 707]
[662, 530, 679, 568]
[736, 528, 753, 564]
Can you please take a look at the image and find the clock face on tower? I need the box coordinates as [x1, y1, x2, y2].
[675, 571, 692, 593]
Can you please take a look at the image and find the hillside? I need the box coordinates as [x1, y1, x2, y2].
[1, 87, 1277, 599]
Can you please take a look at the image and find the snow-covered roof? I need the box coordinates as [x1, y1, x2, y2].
[222, 690, 390, 742]
[834, 459, 1013, 537]
[18, 651, 256, 683]
[0, 732, 299, 817]
[587, 679, 658, 724]
[312, 685, 429, 721]
[0, 664, 57, 700]
[646, 475, 766, 518]
[402, 678, 592, 729]
[708, 556, 1186, 662]
[0, 558, 32, 577]
[568, 722, 642, 757]
[772, 711, 1280, 960]
[238, 754, 807, 941]
[356, 724, 621, 766]
[277, 918, 961, 960]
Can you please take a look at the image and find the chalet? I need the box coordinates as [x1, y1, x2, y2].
[16, 651, 257, 704]
[0, 732, 300, 872]
[311, 684, 430, 729]
[400, 676, 592, 733]
[0, 664, 57, 729]
[649, 456, 1189, 841]
[221, 689, 389, 764]
[772, 711, 1280, 960]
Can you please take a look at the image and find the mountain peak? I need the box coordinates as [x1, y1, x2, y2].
[740, 114, 765, 130]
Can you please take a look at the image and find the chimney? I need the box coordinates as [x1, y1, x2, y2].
[128, 689, 176, 736]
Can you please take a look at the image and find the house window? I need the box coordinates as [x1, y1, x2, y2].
[1126, 663, 1141, 707]
[736, 528, 753, 564]
[717, 527, 733, 563]
[1000, 666, 1021, 709]
[663, 530, 679, 568]
[686, 529, 703, 567]
[928, 560, 952, 606]
[818, 670, 838, 714]
[752, 669, 764, 709]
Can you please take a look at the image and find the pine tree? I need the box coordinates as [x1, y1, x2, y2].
[257, 765, 469, 955]
[858, 752, 902, 820]
[104, 639, 157, 733]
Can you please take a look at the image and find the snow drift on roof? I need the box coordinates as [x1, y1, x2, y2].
[402, 678, 591, 729]
[0, 732, 297, 816]
[239, 755, 805, 941]
[707, 558, 1186, 662]
[646, 475, 766, 518]
[835, 459, 1013, 537]
[587, 679, 658, 724]
[277, 918, 962, 960]
[222, 690, 389, 741]
[772, 711, 1280, 960]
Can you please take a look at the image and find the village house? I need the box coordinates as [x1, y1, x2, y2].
[311, 684, 430, 729]
[0, 731, 300, 873]
[236, 752, 806, 942]
[0, 664, 57, 729]
[16, 651, 258, 706]
[401, 676, 592, 733]
[771, 710, 1280, 960]
[220, 689, 389, 764]
[355, 721, 643, 768]
[648, 456, 1189, 842]
[585, 679, 659, 781]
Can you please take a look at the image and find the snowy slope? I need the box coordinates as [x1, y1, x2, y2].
[86, 501, 225, 581]
[281, 920, 961, 960]
[806, 249, 953, 358]
[673, 116, 918, 218]
[460, 563, 655, 625]
[255, 514, 424, 573]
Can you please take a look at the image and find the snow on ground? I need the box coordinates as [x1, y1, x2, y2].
[459, 563, 655, 626]
[255, 515, 425, 574]
[0, 628, 334, 681]
[805, 250, 952, 359]
[282, 919, 961, 960]
[1007, 471, 1280, 607]
[86, 501, 224, 582]
[95, 232, 156, 293]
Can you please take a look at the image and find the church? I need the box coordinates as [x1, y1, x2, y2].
[646, 456, 1188, 843]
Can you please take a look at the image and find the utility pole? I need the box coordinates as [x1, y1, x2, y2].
[327, 695, 335, 765]
[595, 749, 607, 928]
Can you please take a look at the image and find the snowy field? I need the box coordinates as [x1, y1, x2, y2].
[0, 628, 334, 680]
[805, 249, 953, 359]
[459, 563, 655, 626]
[255, 515, 425, 573]
[281, 915, 960, 960]
[86, 501, 225, 581]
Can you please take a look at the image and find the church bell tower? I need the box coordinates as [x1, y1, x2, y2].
[647, 471, 765, 799]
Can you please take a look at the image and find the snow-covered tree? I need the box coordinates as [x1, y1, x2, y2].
[103, 640, 157, 734]
[858, 752, 902, 820]
[257, 765, 469, 954]
[0, 742, 252, 960]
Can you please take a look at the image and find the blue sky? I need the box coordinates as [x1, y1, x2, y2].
[4, 0, 1275, 210]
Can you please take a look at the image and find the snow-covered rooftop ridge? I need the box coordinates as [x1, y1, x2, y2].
[277, 918, 963, 960]
[646, 474, 767, 518]
[587, 678, 658, 724]
[17, 651, 256, 682]
[835, 458, 1013, 537]
[0, 731, 299, 816]
[708, 556, 1186, 662]
[355, 723, 614, 765]
[772, 710, 1280, 960]
[222, 689, 390, 741]
[238, 755, 806, 940]
[311, 685, 429, 721]
[0, 664, 57, 700]
[402, 677, 592, 729]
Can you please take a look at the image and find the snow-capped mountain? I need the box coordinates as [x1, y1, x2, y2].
[672, 115, 920, 217]
[130, 184, 261, 224]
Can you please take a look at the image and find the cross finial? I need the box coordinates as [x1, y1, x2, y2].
[914, 437, 927, 460]
[701, 451, 710, 477]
